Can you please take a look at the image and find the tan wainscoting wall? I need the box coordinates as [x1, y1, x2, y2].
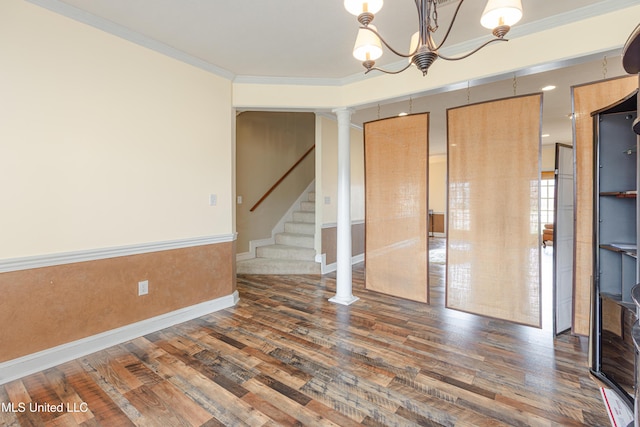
[321, 222, 365, 265]
[0, 242, 236, 362]
[447, 94, 542, 327]
[364, 114, 429, 303]
[572, 76, 638, 336]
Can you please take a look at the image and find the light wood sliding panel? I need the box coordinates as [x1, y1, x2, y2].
[447, 94, 542, 327]
[364, 114, 429, 303]
[572, 76, 637, 336]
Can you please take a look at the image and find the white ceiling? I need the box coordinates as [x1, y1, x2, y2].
[34, 0, 636, 153]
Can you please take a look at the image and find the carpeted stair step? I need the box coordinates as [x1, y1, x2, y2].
[256, 244, 316, 261]
[284, 221, 315, 235]
[299, 201, 315, 212]
[275, 232, 314, 248]
[293, 211, 315, 223]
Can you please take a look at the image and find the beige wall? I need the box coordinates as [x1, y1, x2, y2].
[235, 112, 315, 254]
[317, 115, 365, 225]
[0, 0, 236, 362]
[429, 155, 447, 214]
[1, 0, 234, 259]
[542, 144, 558, 172]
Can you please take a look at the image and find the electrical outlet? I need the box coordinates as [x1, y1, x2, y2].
[138, 280, 148, 296]
[209, 194, 217, 206]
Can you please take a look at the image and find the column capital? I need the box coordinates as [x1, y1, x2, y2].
[331, 107, 354, 117]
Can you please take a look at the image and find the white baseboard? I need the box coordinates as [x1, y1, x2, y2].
[322, 253, 365, 274]
[0, 291, 239, 385]
[236, 250, 256, 262]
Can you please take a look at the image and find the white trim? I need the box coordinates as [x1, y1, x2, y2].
[321, 220, 365, 229]
[233, 75, 342, 87]
[26, 0, 235, 80]
[0, 291, 239, 385]
[322, 253, 365, 274]
[235, 251, 254, 262]
[247, 237, 275, 259]
[315, 112, 364, 131]
[1, 234, 236, 273]
[26, 0, 638, 85]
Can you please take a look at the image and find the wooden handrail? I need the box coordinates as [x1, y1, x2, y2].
[250, 144, 315, 212]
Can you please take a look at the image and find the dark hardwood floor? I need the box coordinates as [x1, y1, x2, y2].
[1, 240, 610, 426]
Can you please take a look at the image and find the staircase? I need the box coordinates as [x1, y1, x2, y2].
[237, 191, 321, 275]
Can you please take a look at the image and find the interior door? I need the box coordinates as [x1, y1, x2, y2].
[554, 143, 574, 335]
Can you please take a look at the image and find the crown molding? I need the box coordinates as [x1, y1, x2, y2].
[232, 75, 344, 86]
[27, 0, 638, 87]
[26, 0, 236, 80]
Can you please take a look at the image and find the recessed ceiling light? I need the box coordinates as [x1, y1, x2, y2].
[541, 85, 556, 91]
[542, 134, 550, 138]
[398, 112, 408, 116]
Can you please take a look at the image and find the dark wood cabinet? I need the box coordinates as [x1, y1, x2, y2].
[591, 89, 638, 409]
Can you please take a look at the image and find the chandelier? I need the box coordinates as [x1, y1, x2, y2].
[344, 0, 523, 76]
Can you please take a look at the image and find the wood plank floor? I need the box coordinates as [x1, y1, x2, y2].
[1, 241, 611, 426]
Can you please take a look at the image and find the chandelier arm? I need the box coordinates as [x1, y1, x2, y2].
[365, 62, 414, 75]
[434, 0, 466, 51]
[437, 38, 507, 61]
[361, 26, 418, 58]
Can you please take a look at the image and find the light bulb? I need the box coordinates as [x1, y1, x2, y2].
[344, 0, 383, 17]
[480, 0, 522, 30]
[353, 25, 383, 61]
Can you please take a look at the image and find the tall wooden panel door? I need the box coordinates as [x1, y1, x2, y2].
[364, 114, 429, 303]
[447, 94, 542, 327]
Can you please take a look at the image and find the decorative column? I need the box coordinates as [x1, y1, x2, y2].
[329, 107, 359, 305]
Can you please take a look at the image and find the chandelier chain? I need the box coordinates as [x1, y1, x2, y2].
[377, 104, 380, 120]
[409, 97, 413, 114]
[431, 0, 439, 32]
[602, 56, 608, 79]
[513, 74, 517, 96]
[467, 81, 470, 104]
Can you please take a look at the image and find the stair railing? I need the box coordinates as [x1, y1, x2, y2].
[250, 144, 315, 212]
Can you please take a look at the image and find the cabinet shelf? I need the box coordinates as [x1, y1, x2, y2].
[592, 89, 638, 408]
[601, 292, 636, 311]
[600, 191, 637, 198]
[599, 243, 637, 257]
